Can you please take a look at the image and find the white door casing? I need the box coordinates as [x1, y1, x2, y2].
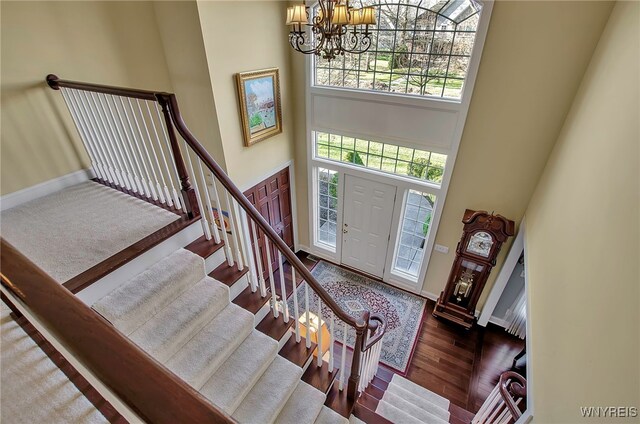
[341, 174, 396, 278]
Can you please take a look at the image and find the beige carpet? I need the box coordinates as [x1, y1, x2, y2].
[0, 181, 179, 283]
[0, 304, 107, 423]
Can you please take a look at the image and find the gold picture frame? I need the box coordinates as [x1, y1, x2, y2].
[235, 68, 282, 147]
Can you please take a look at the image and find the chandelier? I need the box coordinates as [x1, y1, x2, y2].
[286, 1, 377, 60]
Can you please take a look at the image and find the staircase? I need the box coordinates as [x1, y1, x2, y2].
[374, 375, 451, 424]
[92, 248, 347, 424]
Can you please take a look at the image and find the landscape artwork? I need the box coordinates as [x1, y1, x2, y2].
[236, 68, 282, 146]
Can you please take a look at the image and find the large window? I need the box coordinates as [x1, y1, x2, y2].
[315, 131, 446, 184]
[394, 190, 435, 278]
[314, 0, 482, 99]
[317, 168, 339, 249]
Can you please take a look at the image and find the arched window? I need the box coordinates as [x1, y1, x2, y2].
[314, 0, 483, 99]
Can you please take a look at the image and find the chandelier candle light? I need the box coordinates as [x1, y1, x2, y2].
[286, 1, 376, 60]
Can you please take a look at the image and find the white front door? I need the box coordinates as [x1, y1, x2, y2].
[341, 174, 397, 278]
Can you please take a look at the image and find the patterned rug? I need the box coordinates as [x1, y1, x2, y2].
[288, 260, 426, 374]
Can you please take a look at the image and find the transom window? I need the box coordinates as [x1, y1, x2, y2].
[315, 131, 447, 184]
[314, 0, 482, 99]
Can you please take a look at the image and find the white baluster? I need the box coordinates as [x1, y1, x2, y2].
[135, 99, 166, 204]
[264, 237, 278, 317]
[238, 208, 258, 292]
[210, 179, 232, 266]
[183, 145, 211, 240]
[101, 94, 143, 194]
[225, 192, 243, 270]
[329, 313, 335, 372]
[251, 220, 266, 296]
[277, 251, 289, 322]
[304, 282, 311, 349]
[111, 95, 148, 197]
[339, 321, 348, 391]
[153, 103, 184, 211]
[118, 97, 154, 199]
[205, 173, 222, 245]
[79, 91, 125, 187]
[126, 98, 159, 200]
[145, 101, 178, 207]
[473, 384, 502, 424]
[59, 88, 104, 181]
[196, 162, 218, 243]
[292, 268, 300, 342]
[73, 90, 118, 184]
[90, 92, 133, 190]
[317, 299, 323, 367]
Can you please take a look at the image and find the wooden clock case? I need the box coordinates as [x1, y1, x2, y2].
[433, 209, 515, 329]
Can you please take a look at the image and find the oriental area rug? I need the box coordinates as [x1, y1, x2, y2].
[289, 260, 426, 374]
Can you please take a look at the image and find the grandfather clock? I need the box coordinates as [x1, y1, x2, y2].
[433, 209, 515, 329]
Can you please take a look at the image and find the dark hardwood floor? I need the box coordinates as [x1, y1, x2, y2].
[291, 252, 525, 414]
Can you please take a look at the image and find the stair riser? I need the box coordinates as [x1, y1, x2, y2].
[278, 328, 293, 350]
[229, 274, 250, 302]
[255, 301, 272, 326]
[78, 221, 203, 306]
[204, 248, 226, 274]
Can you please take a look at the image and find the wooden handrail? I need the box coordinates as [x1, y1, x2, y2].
[498, 371, 526, 419]
[363, 313, 386, 351]
[0, 239, 235, 424]
[46, 75, 388, 400]
[47, 74, 160, 101]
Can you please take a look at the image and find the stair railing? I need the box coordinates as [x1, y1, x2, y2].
[0, 240, 236, 424]
[472, 371, 527, 424]
[46, 75, 386, 401]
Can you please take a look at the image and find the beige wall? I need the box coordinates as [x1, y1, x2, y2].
[525, 2, 639, 421]
[291, 1, 614, 309]
[153, 1, 227, 169]
[421, 1, 614, 307]
[0, 1, 174, 195]
[197, 1, 296, 190]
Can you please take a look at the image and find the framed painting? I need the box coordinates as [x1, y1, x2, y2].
[235, 68, 282, 147]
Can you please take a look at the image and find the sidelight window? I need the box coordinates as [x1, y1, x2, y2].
[393, 189, 436, 279]
[316, 168, 339, 249]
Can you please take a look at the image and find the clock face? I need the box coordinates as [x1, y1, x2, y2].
[466, 231, 493, 258]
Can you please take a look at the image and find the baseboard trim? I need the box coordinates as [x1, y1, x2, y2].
[487, 316, 508, 329]
[420, 290, 440, 302]
[1, 169, 95, 211]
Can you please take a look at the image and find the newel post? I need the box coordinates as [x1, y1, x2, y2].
[156, 94, 199, 218]
[347, 313, 368, 401]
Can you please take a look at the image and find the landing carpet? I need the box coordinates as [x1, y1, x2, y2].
[0, 181, 179, 283]
[290, 261, 426, 374]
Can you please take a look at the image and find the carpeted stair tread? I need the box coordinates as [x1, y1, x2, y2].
[232, 355, 304, 424]
[129, 277, 229, 362]
[273, 381, 326, 424]
[348, 415, 366, 424]
[165, 303, 254, 389]
[386, 382, 450, 421]
[390, 374, 450, 411]
[376, 400, 424, 424]
[200, 330, 278, 414]
[92, 249, 204, 335]
[1, 304, 108, 423]
[314, 406, 350, 424]
[381, 390, 449, 424]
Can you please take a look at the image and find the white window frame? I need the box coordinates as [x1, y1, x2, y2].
[304, 0, 494, 293]
[312, 0, 484, 102]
